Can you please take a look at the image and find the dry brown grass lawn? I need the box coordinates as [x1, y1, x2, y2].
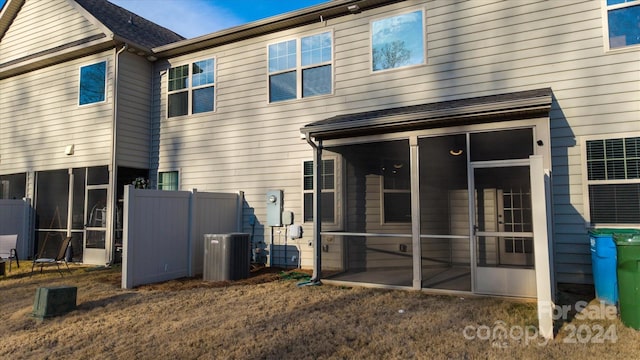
[1, 263, 639, 359]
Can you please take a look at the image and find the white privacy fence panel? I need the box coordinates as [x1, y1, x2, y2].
[191, 190, 242, 275]
[0, 199, 34, 260]
[122, 186, 242, 289]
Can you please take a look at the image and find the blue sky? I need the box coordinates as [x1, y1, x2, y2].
[0, 0, 330, 38]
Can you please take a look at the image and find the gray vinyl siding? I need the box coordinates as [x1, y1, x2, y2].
[0, 50, 114, 173]
[115, 52, 152, 169]
[151, 0, 638, 282]
[0, 0, 104, 64]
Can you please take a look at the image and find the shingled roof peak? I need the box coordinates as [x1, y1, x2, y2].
[73, 0, 185, 49]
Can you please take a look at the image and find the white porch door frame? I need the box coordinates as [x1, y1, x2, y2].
[84, 184, 109, 265]
[470, 158, 536, 297]
[468, 155, 553, 338]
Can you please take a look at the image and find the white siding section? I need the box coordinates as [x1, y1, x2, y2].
[151, 0, 638, 283]
[0, 50, 114, 172]
[0, 0, 104, 64]
[116, 53, 152, 169]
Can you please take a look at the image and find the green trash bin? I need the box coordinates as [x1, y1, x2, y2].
[614, 233, 640, 330]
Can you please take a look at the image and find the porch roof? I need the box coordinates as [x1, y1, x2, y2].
[301, 88, 553, 140]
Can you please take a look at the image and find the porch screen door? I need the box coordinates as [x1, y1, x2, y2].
[84, 187, 108, 265]
[472, 163, 536, 297]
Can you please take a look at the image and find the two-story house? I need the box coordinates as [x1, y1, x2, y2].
[1, 0, 639, 303]
[0, 0, 182, 264]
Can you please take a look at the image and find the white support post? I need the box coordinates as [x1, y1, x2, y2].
[530, 155, 554, 340]
[410, 137, 422, 289]
[187, 188, 198, 277]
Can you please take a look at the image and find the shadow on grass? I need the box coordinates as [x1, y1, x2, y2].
[553, 282, 596, 335]
[77, 293, 138, 311]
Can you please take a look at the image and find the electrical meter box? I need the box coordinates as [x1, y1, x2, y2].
[266, 190, 283, 226]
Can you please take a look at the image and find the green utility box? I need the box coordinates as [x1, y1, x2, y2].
[614, 234, 640, 330]
[33, 286, 77, 318]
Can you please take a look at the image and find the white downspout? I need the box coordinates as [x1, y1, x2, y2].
[107, 44, 128, 265]
[302, 134, 322, 285]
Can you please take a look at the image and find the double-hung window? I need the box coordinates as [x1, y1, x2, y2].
[604, 0, 640, 49]
[79, 61, 106, 105]
[168, 58, 215, 117]
[381, 159, 411, 223]
[268, 31, 332, 102]
[585, 136, 640, 224]
[371, 9, 425, 72]
[303, 159, 336, 223]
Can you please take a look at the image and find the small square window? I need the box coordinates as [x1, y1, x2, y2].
[158, 171, 179, 191]
[371, 10, 425, 71]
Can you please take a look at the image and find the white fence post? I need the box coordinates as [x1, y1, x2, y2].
[188, 188, 198, 277]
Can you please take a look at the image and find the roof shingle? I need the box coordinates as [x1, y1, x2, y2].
[74, 0, 184, 49]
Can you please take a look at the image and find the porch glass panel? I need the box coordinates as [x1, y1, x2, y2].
[322, 139, 412, 287]
[70, 168, 86, 262]
[321, 234, 414, 287]
[470, 128, 533, 161]
[474, 166, 534, 268]
[35, 169, 69, 256]
[419, 135, 471, 291]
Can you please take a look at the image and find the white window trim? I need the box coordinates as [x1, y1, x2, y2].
[369, 6, 427, 74]
[302, 154, 342, 230]
[581, 132, 640, 227]
[267, 29, 335, 103]
[601, 0, 640, 51]
[167, 57, 216, 117]
[78, 60, 108, 107]
[157, 169, 180, 191]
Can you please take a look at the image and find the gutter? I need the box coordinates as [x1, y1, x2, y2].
[152, 0, 400, 58]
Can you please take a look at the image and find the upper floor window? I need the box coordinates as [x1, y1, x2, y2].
[79, 61, 106, 105]
[371, 9, 425, 72]
[586, 136, 640, 224]
[168, 59, 215, 117]
[268, 31, 332, 102]
[605, 0, 640, 49]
